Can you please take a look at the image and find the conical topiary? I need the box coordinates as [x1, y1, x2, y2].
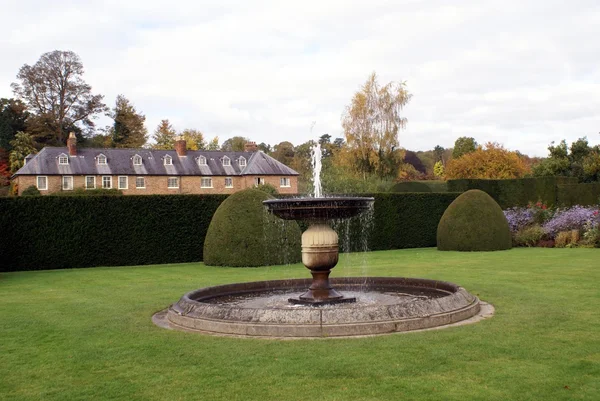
[437, 189, 512, 251]
[203, 189, 301, 266]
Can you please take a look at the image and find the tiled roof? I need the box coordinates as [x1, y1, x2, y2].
[14, 147, 299, 177]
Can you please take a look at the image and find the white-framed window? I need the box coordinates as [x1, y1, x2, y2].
[133, 154, 142, 166]
[222, 156, 230, 167]
[254, 177, 265, 186]
[102, 176, 112, 189]
[36, 176, 48, 190]
[280, 177, 291, 187]
[198, 155, 207, 166]
[118, 176, 128, 189]
[62, 176, 73, 190]
[97, 154, 107, 165]
[58, 153, 69, 165]
[164, 155, 172, 165]
[201, 177, 212, 188]
[225, 177, 233, 188]
[167, 177, 179, 189]
[135, 177, 145, 189]
[85, 176, 96, 189]
[239, 156, 246, 167]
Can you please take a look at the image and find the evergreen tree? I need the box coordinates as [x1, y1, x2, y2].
[452, 137, 477, 159]
[151, 119, 176, 150]
[9, 132, 36, 173]
[110, 95, 147, 148]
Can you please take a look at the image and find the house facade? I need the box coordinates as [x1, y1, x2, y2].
[12, 133, 299, 195]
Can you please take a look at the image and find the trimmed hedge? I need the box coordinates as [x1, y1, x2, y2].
[0, 192, 461, 272]
[364, 192, 461, 251]
[557, 183, 600, 206]
[0, 195, 227, 272]
[390, 181, 447, 193]
[447, 176, 578, 208]
[203, 189, 301, 267]
[437, 190, 512, 251]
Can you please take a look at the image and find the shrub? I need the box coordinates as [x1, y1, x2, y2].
[389, 181, 432, 193]
[203, 189, 301, 267]
[554, 231, 573, 248]
[21, 185, 41, 197]
[557, 183, 600, 206]
[253, 183, 279, 196]
[437, 189, 512, 251]
[582, 214, 600, 247]
[513, 225, 546, 247]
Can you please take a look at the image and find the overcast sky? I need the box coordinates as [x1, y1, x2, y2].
[2, 0, 599, 156]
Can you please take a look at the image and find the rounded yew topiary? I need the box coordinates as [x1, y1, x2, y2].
[203, 189, 301, 267]
[437, 189, 512, 251]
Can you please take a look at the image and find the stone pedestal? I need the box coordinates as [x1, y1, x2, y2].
[289, 223, 355, 305]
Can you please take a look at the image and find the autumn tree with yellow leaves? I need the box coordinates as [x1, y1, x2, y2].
[338, 72, 412, 179]
[445, 142, 530, 179]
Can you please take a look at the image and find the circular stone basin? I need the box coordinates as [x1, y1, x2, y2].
[263, 197, 374, 221]
[164, 277, 480, 338]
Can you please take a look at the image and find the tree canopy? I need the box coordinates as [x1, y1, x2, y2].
[452, 137, 477, 159]
[11, 50, 107, 145]
[445, 142, 530, 179]
[151, 119, 176, 150]
[110, 95, 147, 148]
[340, 72, 411, 179]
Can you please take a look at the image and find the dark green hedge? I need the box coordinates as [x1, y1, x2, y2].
[447, 177, 578, 208]
[0, 195, 227, 272]
[390, 181, 447, 193]
[557, 183, 600, 206]
[0, 192, 460, 272]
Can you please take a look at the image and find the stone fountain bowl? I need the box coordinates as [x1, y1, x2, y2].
[160, 277, 481, 338]
[263, 197, 375, 221]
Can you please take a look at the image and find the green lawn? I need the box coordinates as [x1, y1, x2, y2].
[1, 248, 599, 401]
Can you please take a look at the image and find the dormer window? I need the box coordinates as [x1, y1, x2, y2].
[222, 156, 231, 167]
[58, 153, 69, 165]
[239, 156, 246, 167]
[164, 155, 172, 165]
[198, 156, 207, 166]
[133, 154, 142, 166]
[97, 154, 107, 165]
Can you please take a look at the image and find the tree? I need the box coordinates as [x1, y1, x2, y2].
[0, 98, 29, 151]
[433, 161, 445, 178]
[452, 137, 477, 159]
[221, 136, 248, 151]
[9, 132, 36, 173]
[110, 95, 147, 148]
[433, 145, 445, 163]
[532, 138, 599, 182]
[257, 142, 271, 153]
[181, 129, 206, 150]
[207, 136, 220, 150]
[340, 72, 412, 179]
[152, 119, 176, 150]
[272, 141, 295, 166]
[445, 142, 529, 179]
[0, 148, 10, 186]
[11, 50, 107, 144]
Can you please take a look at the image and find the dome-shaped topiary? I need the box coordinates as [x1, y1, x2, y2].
[437, 189, 512, 251]
[203, 189, 301, 266]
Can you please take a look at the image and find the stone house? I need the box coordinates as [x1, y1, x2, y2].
[11, 133, 299, 195]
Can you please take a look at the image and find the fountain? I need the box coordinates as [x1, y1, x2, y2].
[155, 143, 486, 338]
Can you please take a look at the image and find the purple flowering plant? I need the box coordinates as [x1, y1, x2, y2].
[542, 206, 600, 236]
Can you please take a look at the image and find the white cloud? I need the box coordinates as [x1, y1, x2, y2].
[1, 0, 599, 156]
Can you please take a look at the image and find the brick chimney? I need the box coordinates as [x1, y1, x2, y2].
[244, 141, 258, 152]
[67, 132, 77, 156]
[174, 135, 187, 156]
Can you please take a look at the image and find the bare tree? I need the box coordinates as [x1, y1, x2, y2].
[11, 50, 107, 145]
